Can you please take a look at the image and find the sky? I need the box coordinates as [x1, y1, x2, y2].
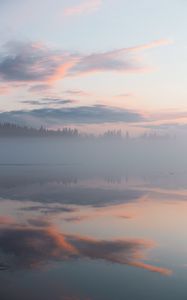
[0, 0, 186, 134]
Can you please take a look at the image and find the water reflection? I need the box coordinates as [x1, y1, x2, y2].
[0, 165, 187, 299]
[0, 218, 171, 275]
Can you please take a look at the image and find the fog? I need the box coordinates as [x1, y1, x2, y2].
[1, 136, 187, 300]
[0, 137, 186, 174]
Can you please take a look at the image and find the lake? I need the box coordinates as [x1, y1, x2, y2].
[0, 160, 187, 300]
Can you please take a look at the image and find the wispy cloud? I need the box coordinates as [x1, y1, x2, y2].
[0, 85, 10, 95]
[0, 39, 171, 87]
[28, 84, 52, 93]
[127, 39, 173, 52]
[63, 0, 102, 17]
[69, 39, 172, 76]
[64, 89, 91, 97]
[151, 110, 187, 122]
[21, 98, 75, 107]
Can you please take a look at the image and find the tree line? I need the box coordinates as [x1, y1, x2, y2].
[0, 123, 124, 139]
[0, 122, 171, 140]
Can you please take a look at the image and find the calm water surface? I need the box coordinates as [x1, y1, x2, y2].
[0, 165, 187, 299]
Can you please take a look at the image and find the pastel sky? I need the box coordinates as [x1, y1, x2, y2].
[0, 0, 186, 134]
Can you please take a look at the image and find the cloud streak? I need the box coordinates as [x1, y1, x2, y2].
[64, 89, 90, 97]
[0, 39, 171, 87]
[63, 0, 102, 17]
[21, 98, 75, 107]
[69, 39, 172, 76]
[0, 105, 145, 126]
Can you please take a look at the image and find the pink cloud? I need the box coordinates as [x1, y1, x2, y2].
[0, 85, 10, 95]
[0, 39, 172, 88]
[0, 41, 78, 84]
[128, 39, 173, 53]
[63, 0, 102, 17]
[69, 39, 172, 76]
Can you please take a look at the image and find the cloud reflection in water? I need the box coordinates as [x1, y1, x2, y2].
[0, 221, 171, 276]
